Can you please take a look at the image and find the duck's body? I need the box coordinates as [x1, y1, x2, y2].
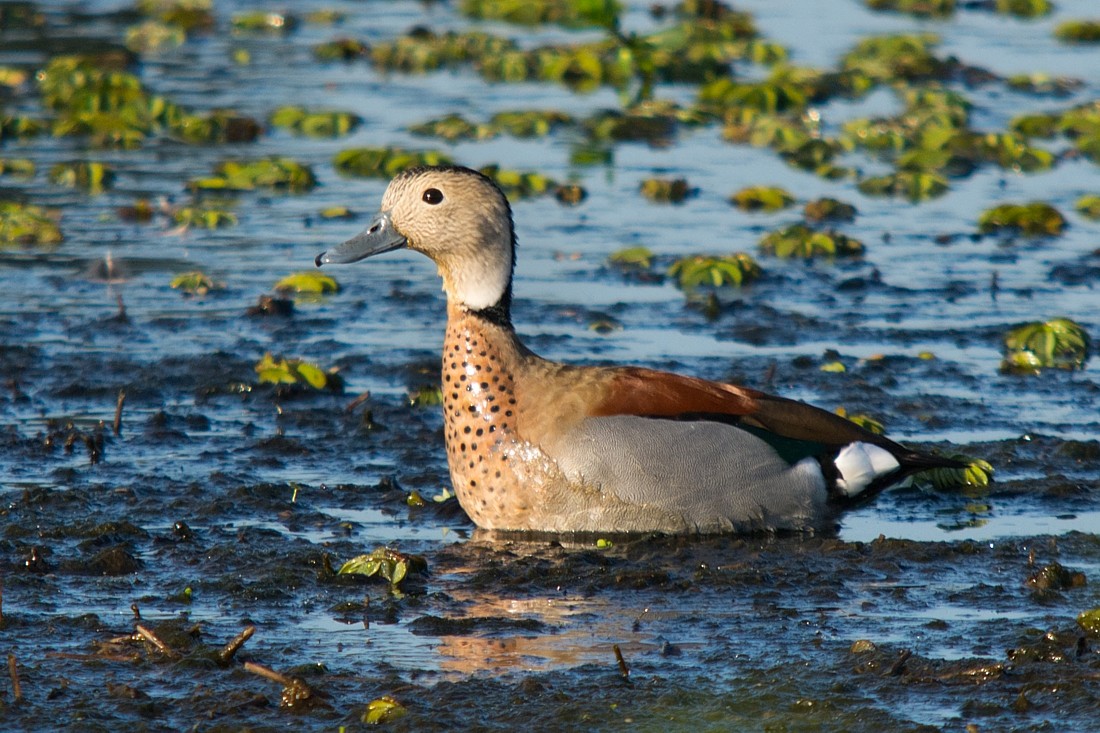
[318, 165, 961, 534]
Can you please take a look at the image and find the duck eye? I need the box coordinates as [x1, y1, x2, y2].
[422, 188, 444, 205]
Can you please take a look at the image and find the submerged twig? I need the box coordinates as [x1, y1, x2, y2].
[218, 625, 255, 665]
[613, 644, 631, 680]
[113, 390, 126, 436]
[134, 624, 179, 659]
[243, 661, 292, 686]
[8, 653, 22, 702]
[344, 389, 372, 413]
[888, 649, 912, 676]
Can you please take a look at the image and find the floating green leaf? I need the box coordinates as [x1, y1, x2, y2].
[338, 547, 426, 587]
[608, 246, 655, 270]
[170, 111, 262, 144]
[408, 385, 444, 408]
[274, 272, 340, 295]
[978, 202, 1065, 236]
[803, 198, 857, 223]
[730, 186, 794, 212]
[914, 455, 995, 491]
[49, 161, 115, 193]
[0, 159, 34, 177]
[835, 407, 885, 434]
[313, 38, 370, 61]
[668, 253, 761, 289]
[864, 0, 955, 18]
[255, 353, 340, 391]
[1055, 20, 1100, 44]
[125, 20, 186, 53]
[174, 206, 237, 229]
[478, 165, 554, 199]
[460, 0, 621, 28]
[409, 114, 492, 142]
[1002, 318, 1091, 373]
[363, 696, 407, 725]
[190, 158, 316, 193]
[640, 177, 694, 203]
[1078, 608, 1100, 637]
[170, 271, 220, 295]
[0, 202, 63, 246]
[759, 224, 864, 259]
[996, 0, 1051, 17]
[270, 106, 361, 138]
[334, 147, 453, 178]
[858, 171, 949, 201]
[1075, 195, 1100, 220]
[231, 11, 297, 33]
[841, 34, 949, 83]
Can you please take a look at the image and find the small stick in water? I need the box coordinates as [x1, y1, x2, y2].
[113, 390, 126, 436]
[889, 649, 912, 676]
[218, 625, 256, 665]
[8, 654, 22, 703]
[134, 624, 179, 659]
[613, 644, 630, 680]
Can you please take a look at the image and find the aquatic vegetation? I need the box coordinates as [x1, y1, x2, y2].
[491, 109, 574, 137]
[135, 0, 215, 34]
[864, 0, 955, 17]
[1079, 608, 1100, 637]
[48, 161, 115, 193]
[858, 171, 949, 201]
[363, 696, 407, 725]
[0, 158, 34, 177]
[0, 201, 63, 246]
[996, 0, 1051, 17]
[914, 455, 995, 491]
[338, 547, 426, 586]
[319, 206, 356, 220]
[0, 114, 47, 140]
[269, 106, 361, 138]
[758, 224, 864, 258]
[1075, 195, 1100, 220]
[640, 177, 694, 203]
[608, 246, 655, 270]
[835, 407, 885, 434]
[369, 30, 517, 74]
[124, 20, 186, 53]
[171, 111, 262, 144]
[1006, 73, 1081, 97]
[459, 0, 620, 28]
[478, 166, 554, 199]
[409, 114, 492, 142]
[730, 186, 794, 212]
[554, 183, 587, 205]
[1054, 20, 1100, 44]
[173, 205, 237, 229]
[408, 385, 444, 407]
[333, 147, 453, 178]
[189, 158, 316, 192]
[254, 353, 342, 391]
[803, 197, 857, 223]
[668, 253, 760, 289]
[170, 271, 221, 295]
[231, 12, 297, 34]
[1002, 318, 1091, 373]
[273, 271, 340, 295]
[312, 38, 370, 61]
[840, 34, 952, 83]
[978, 202, 1065, 236]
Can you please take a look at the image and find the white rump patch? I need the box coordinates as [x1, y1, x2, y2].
[834, 442, 900, 497]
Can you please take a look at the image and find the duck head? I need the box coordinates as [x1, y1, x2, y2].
[316, 165, 516, 314]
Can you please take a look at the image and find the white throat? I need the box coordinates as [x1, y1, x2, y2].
[442, 246, 512, 311]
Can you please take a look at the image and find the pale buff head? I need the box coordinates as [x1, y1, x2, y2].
[318, 166, 516, 313]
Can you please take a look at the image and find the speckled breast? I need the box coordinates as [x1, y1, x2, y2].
[440, 314, 558, 530]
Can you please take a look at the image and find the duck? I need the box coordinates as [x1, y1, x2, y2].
[316, 165, 963, 535]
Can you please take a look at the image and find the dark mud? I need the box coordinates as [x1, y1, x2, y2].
[2, 0, 1100, 731]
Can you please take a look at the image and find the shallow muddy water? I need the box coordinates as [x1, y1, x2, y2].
[1, 0, 1099, 730]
